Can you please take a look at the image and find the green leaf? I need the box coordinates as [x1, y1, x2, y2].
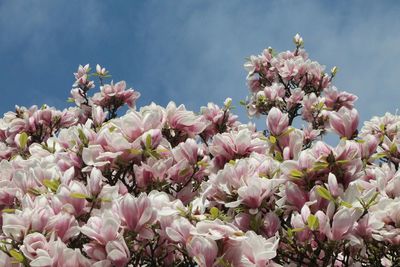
[67, 97, 75, 103]
[1, 208, 15, 213]
[129, 148, 142, 155]
[210, 207, 219, 219]
[9, 249, 24, 263]
[307, 214, 319, 231]
[313, 161, 329, 171]
[390, 143, 397, 154]
[196, 160, 209, 168]
[250, 216, 263, 232]
[315, 102, 324, 110]
[19, 132, 28, 149]
[340, 201, 352, 208]
[147, 150, 161, 159]
[287, 227, 304, 238]
[371, 152, 387, 160]
[269, 135, 277, 144]
[290, 169, 303, 179]
[259, 173, 270, 179]
[70, 192, 91, 200]
[239, 100, 247, 106]
[316, 186, 334, 201]
[280, 127, 295, 137]
[178, 168, 191, 177]
[366, 192, 379, 207]
[274, 151, 283, 162]
[77, 128, 88, 145]
[145, 134, 152, 149]
[336, 159, 349, 165]
[27, 188, 41, 196]
[43, 179, 60, 193]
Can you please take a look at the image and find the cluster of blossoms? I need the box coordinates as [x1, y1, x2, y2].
[0, 35, 399, 266]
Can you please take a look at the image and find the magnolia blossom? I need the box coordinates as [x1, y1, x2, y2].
[0, 35, 399, 267]
[92, 81, 140, 109]
[118, 193, 157, 239]
[267, 107, 289, 136]
[329, 107, 359, 139]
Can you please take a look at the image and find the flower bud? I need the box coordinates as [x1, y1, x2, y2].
[293, 33, 304, 47]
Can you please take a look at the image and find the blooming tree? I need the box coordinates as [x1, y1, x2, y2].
[0, 34, 399, 266]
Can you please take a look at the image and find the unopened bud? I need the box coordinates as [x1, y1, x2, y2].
[331, 66, 338, 76]
[224, 97, 232, 109]
[293, 33, 304, 47]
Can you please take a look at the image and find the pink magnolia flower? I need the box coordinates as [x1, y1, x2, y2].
[262, 212, 281, 238]
[165, 102, 208, 137]
[96, 64, 108, 76]
[357, 134, 379, 160]
[105, 237, 130, 267]
[286, 88, 305, 110]
[2, 210, 31, 240]
[20, 233, 51, 264]
[200, 102, 239, 137]
[235, 177, 282, 210]
[92, 105, 107, 127]
[56, 181, 89, 216]
[324, 86, 358, 111]
[118, 193, 157, 239]
[134, 158, 173, 188]
[329, 107, 359, 139]
[291, 205, 313, 241]
[278, 58, 299, 80]
[187, 235, 218, 267]
[112, 111, 145, 142]
[140, 129, 163, 150]
[241, 231, 279, 266]
[327, 173, 342, 198]
[74, 64, 90, 80]
[165, 217, 195, 243]
[285, 182, 308, 210]
[209, 129, 267, 168]
[80, 210, 121, 245]
[282, 129, 304, 160]
[167, 159, 194, 184]
[0, 160, 18, 206]
[92, 81, 140, 109]
[45, 212, 80, 242]
[330, 208, 360, 241]
[233, 213, 251, 232]
[316, 208, 361, 241]
[31, 205, 55, 233]
[267, 107, 289, 136]
[194, 219, 243, 241]
[49, 238, 92, 267]
[83, 242, 107, 261]
[87, 167, 105, 196]
[172, 138, 200, 165]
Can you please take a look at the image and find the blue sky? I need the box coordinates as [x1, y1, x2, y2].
[1, 0, 400, 127]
